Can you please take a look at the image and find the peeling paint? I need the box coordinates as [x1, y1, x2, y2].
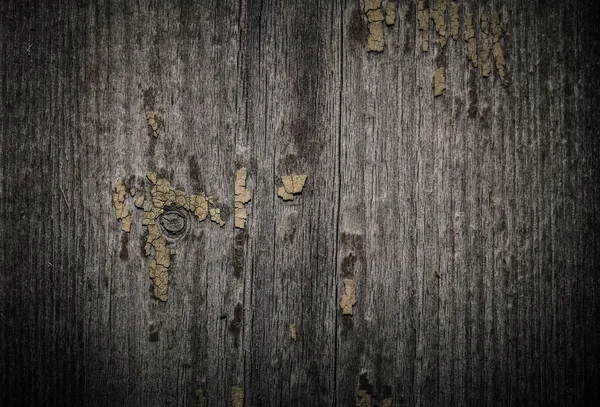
[290, 324, 297, 341]
[146, 111, 159, 138]
[231, 387, 244, 407]
[385, 2, 396, 26]
[364, 0, 384, 52]
[358, 390, 372, 407]
[134, 195, 145, 209]
[209, 208, 226, 227]
[277, 175, 307, 201]
[481, 13, 491, 77]
[383, 398, 393, 407]
[434, 67, 446, 96]
[451, 2, 459, 40]
[195, 389, 206, 407]
[340, 279, 357, 315]
[431, 0, 447, 48]
[492, 12, 506, 80]
[113, 178, 131, 232]
[234, 167, 251, 229]
[464, 14, 478, 67]
[417, 0, 430, 52]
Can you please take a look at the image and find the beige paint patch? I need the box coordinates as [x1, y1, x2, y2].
[195, 389, 206, 407]
[113, 178, 131, 232]
[434, 67, 446, 97]
[277, 175, 307, 201]
[134, 195, 145, 209]
[364, 0, 384, 52]
[464, 14, 478, 67]
[358, 390, 371, 407]
[290, 324, 297, 341]
[140, 175, 222, 301]
[492, 12, 506, 80]
[340, 279, 357, 315]
[451, 2, 459, 40]
[481, 13, 491, 77]
[364, 0, 381, 12]
[385, 2, 396, 26]
[146, 111, 159, 138]
[231, 387, 244, 407]
[431, 0, 447, 47]
[383, 398, 393, 407]
[234, 167, 251, 229]
[417, 1, 430, 52]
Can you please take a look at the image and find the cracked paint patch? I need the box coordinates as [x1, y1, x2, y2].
[451, 2, 459, 40]
[358, 390, 372, 407]
[464, 14, 478, 67]
[481, 13, 491, 77]
[140, 172, 222, 301]
[431, 0, 447, 47]
[417, 0, 430, 52]
[434, 67, 446, 96]
[385, 2, 396, 26]
[209, 207, 226, 227]
[231, 387, 244, 407]
[340, 279, 357, 315]
[365, 0, 385, 52]
[290, 324, 297, 341]
[277, 175, 307, 201]
[146, 111, 160, 138]
[113, 177, 131, 232]
[492, 12, 506, 80]
[234, 167, 251, 229]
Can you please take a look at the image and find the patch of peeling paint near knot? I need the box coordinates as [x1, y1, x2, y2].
[340, 279, 357, 315]
[113, 177, 131, 232]
[277, 174, 307, 201]
[231, 387, 244, 407]
[234, 167, 251, 229]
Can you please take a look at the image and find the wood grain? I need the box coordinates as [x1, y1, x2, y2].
[1, 0, 599, 405]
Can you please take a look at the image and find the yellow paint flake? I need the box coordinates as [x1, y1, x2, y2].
[364, 0, 384, 52]
[130, 188, 136, 197]
[195, 389, 206, 407]
[451, 2, 459, 40]
[290, 324, 297, 341]
[431, 0, 447, 47]
[464, 14, 478, 67]
[234, 168, 251, 229]
[417, 1, 430, 52]
[481, 13, 491, 77]
[358, 390, 371, 407]
[277, 175, 307, 201]
[140, 176, 223, 301]
[385, 2, 396, 26]
[113, 178, 131, 232]
[434, 67, 446, 96]
[340, 279, 357, 315]
[146, 111, 159, 138]
[231, 387, 244, 407]
[134, 195, 145, 209]
[364, 0, 381, 12]
[492, 12, 506, 80]
[383, 398, 393, 407]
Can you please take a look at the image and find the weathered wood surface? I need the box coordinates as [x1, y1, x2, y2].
[1, 0, 599, 405]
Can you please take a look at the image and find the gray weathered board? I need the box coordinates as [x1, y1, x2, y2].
[1, 0, 599, 406]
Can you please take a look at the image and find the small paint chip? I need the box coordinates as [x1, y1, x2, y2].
[195, 389, 206, 407]
[209, 208, 226, 227]
[290, 324, 297, 341]
[231, 387, 244, 407]
[481, 13, 491, 77]
[417, 1, 430, 52]
[492, 12, 506, 80]
[434, 67, 446, 96]
[134, 195, 145, 209]
[146, 111, 159, 138]
[385, 2, 396, 26]
[113, 178, 131, 232]
[340, 279, 357, 315]
[431, 0, 447, 47]
[358, 390, 372, 407]
[451, 2, 459, 40]
[383, 398, 393, 407]
[235, 168, 251, 229]
[464, 14, 478, 67]
[277, 175, 307, 201]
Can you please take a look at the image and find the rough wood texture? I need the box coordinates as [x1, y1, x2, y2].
[1, 0, 599, 406]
